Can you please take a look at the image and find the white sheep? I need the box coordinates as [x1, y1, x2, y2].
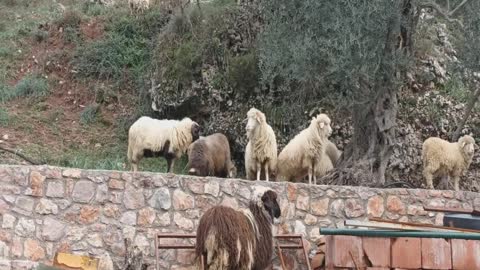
[422, 135, 476, 191]
[244, 108, 278, 181]
[127, 116, 200, 173]
[277, 114, 333, 185]
[313, 140, 342, 179]
[128, 0, 150, 14]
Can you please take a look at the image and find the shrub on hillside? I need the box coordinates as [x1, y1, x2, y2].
[226, 52, 259, 97]
[12, 74, 49, 99]
[72, 7, 168, 80]
[80, 104, 100, 125]
[55, 10, 82, 29]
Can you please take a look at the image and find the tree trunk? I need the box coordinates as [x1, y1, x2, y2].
[452, 87, 480, 141]
[324, 0, 415, 187]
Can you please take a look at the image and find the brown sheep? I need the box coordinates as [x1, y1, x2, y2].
[187, 133, 236, 178]
[195, 189, 281, 270]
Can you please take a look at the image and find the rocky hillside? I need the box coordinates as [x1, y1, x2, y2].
[0, 0, 479, 190]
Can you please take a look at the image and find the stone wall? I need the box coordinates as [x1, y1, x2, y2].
[0, 165, 479, 270]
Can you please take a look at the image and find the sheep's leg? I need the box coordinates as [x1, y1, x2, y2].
[167, 158, 175, 173]
[265, 164, 269, 182]
[424, 170, 434, 189]
[256, 162, 262, 181]
[308, 166, 312, 185]
[132, 163, 138, 172]
[453, 175, 460, 191]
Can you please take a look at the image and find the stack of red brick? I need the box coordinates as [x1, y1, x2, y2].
[323, 235, 480, 270]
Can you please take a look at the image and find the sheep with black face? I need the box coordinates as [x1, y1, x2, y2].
[195, 189, 281, 270]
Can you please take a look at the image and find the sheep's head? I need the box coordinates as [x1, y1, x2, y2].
[311, 113, 332, 137]
[458, 135, 476, 159]
[261, 190, 281, 221]
[190, 122, 201, 142]
[246, 108, 266, 139]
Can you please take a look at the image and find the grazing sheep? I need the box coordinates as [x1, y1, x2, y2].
[244, 108, 278, 181]
[128, 0, 150, 14]
[187, 133, 236, 178]
[422, 135, 476, 191]
[127, 116, 200, 173]
[313, 140, 342, 179]
[277, 114, 333, 185]
[195, 189, 281, 270]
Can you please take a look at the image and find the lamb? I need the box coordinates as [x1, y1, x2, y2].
[277, 114, 333, 185]
[313, 140, 342, 179]
[127, 116, 200, 173]
[244, 108, 278, 181]
[195, 189, 281, 270]
[128, 0, 150, 14]
[187, 133, 236, 178]
[422, 135, 476, 191]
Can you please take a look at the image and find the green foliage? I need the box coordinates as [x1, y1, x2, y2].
[80, 104, 100, 125]
[12, 74, 49, 99]
[55, 10, 82, 29]
[441, 75, 469, 103]
[259, 0, 413, 110]
[81, 1, 108, 16]
[226, 52, 259, 97]
[0, 107, 9, 127]
[73, 7, 168, 80]
[168, 41, 202, 86]
[32, 29, 49, 43]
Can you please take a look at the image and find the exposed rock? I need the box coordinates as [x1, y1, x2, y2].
[1, 214, 15, 229]
[310, 198, 329, 216]
[120, 211, 137, 226]
[42, 217, 66, 241]
[296, 193, 309, 211]
[79, 206, 100, 224]
[149, 188, 171, 210]
[386, 196, 406, 214]
[26, 171, 45, 196]
[367, 196, 385, 217]
[72, 180, 96, 203]
[344, 199, 365, 218]
[96, 184, 108, 203]
[13, 197, 34, 216]
[62, 169, 82, 178]
[23, 239, 45, 261]
[35, 199, 58, 215]
[46, 181, 65, 198]
[15, 218, 35, 237]
[172, 190, 194, 210]
[138, 207, 156, 226]
[174, 213, 193, 231]
[123, 188, 145, 210]
[204, 181, 220, 197]
[108, 179, 125, 190]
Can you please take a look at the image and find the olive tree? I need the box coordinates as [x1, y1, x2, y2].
[260, 0, 478, 186]
[259, 0, 417, 186]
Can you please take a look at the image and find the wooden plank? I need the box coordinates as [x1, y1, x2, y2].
[368, 217, 480, 233]
[54, 253, 98, 270]
[344, 220, 460, 232]
[423, 206, 480, 216]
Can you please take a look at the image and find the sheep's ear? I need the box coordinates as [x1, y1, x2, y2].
[319, 122, 325, 129]
[461, 141, 466, 148]
[255, 111, 262, 122]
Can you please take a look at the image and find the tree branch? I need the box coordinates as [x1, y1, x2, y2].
[452, 86, 480, 141]
[449, 0, 469, 16]
[0, 146, 42, 165]
[419, 1, 464, 27]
